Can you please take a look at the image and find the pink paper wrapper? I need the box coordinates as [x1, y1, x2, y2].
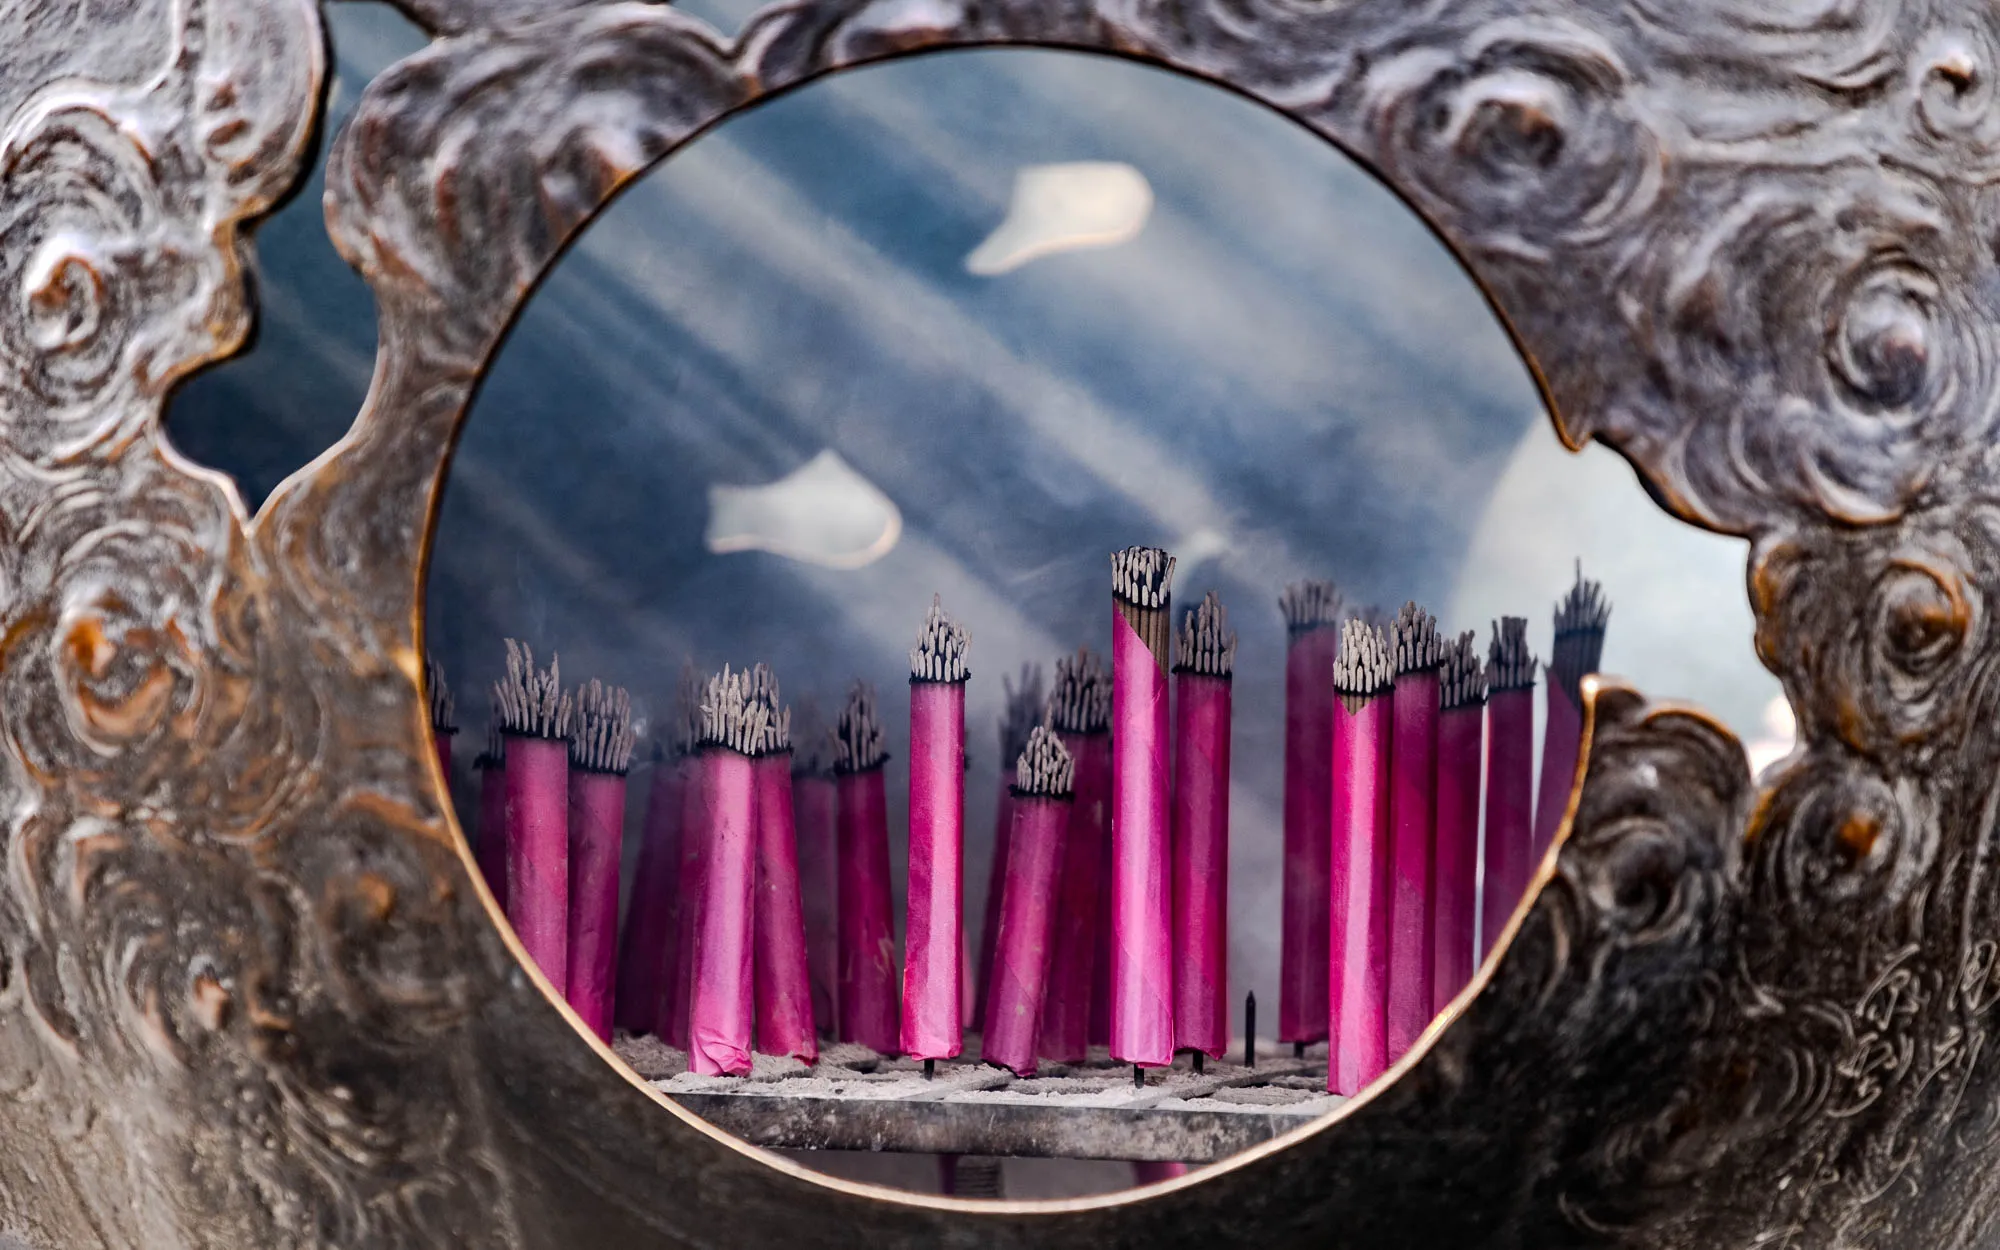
[837, 767, 899, 1052]
[1279, 627, 1337, 1043]
[902, 680, 965, 1060]
[1041, 731, 1109, 1062]
[614, 757, 687, 1036]
[1387, 670, 1438, 1060]
[1533, 683, 1584, 858]
[1171, 672, 1231, 1058]
[983, 794, 1071, 1075]
[973, 773, 1016, 1030]
[1110, 609, 1173, 1068]
[565, 769, 626, 1041]
[1329, 693, 1391, 1095]
[754, 754, 818, 1061]
[1482, 688, 1535, 956]
[793, 771, 839, 1038]
[688, 747, 756, 1076]
[661, 759, 708, 1048]
[503, 735, 569, 996]
[1431, 705, 1481, 1013]
[476, 759, 508, 913]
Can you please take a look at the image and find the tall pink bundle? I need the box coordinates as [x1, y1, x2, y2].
[1171, 591, 1235, 1059]
[616, 669, 699, 1038]
[1481, 619, 1537, 957]
[904, 597, 969, 1061]
[565, 679, 635, 1041]
[495, 640, 572, 996]
[1110, 545, 1176, 1070]
[749, 666, 817, 1062]
[1328, 619, 1393, 1095]
[1278, 581, 1343, 1047]
[792, 734, 839, 1039]
[834, 685, 899, 1053]
[426, 654, 457, 788]
[474, 722, 509, 912]
[1040, 649, 1111, 1063]
[976, 666, 1045, 1031]
[983, 727, 1075, 1076]
[686, 667, 768, 1076]
[1386, 603, 1441, 1060]
[661, 747, 708, 1048]
[1431, 635, 1484, 1013]
[1534, 566, 1610, 857]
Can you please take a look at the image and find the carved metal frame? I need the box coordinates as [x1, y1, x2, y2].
[1, 0, 1989, 1244]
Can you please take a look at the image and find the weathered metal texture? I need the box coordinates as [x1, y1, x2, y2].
[0, 0, 1988, 1244]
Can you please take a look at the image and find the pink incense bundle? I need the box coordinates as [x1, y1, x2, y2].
[1328, 619, 1393, 1095]
[1431, 633, 1485, 1013]
[1110, 545, 1176, 1071]
[493, 640, 573, 995]
[903, 596, 970, 1062]
[1040, 648, 1111, 1063]
[834, 684, 899, 1052]
[1481, 619, 1538, 956]
[565, 679, 636, 1041]
[975, 665, 1044, 1032]
[791, 709, 839, 1039]
[1386, 603, 1442, 1060]
[687, 667, 769, 1076]
[1533, 565, 1611, 858]
[473, 717, 508, 911]
[983, 726, 1075, 1076]
[1171, 591, 1235, 1060]
[749, 665, 818, 1062]
[1277, 580, 1343, 1048]
[426, 654, 457, 782]
[614, 668, 701, 1038]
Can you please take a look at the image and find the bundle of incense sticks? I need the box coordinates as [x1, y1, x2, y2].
[663, 667, 710, 1049]
[687, 666, 769, 1075]
[976, 664, 1045, 1028]
[426, 653, 457, 780]
[1172, 591, 1236, 1061]
[834, 683, 898, 1052]
[1278, 580, 1344, 1049]
[614, 666, 700, 1038]
[1041, 647, 1111, 1063]
[473, 715, 508, 910]
[1431, 633, 1484, 1013]
[983, 725, 1075, 1076]
[1481, 619, 1536, 956]
[566, 678, 635, 1041]
[905, 597, 970, 1062]
[790, 702, 840, 1038]
[1329, 618, 1393, 1095]
[1386, 604, 1441, 1061]
[750, 665, 818, 1062]
[1533, 566, 1611, 857]
[1110, 545, 1176, 1071]
[493, 641, 572, 993]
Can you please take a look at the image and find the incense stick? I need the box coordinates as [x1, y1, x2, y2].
[834, 682, 899, 1053]
[687, 666, 766, 1076]
[1330, 618, 1393, 1095]
[1386, 603, 1442, 1061]
[1172, 591, 1235, 1060]
[983, 725, 1075, 1076]
[976, 663, 1045, 1031]
[426, 652, 457, 780]
[473, 714, 508, 912]
[1040, 647, 1111, 1063]
[1481, 619, 1537, 958]
[749, 665, 818, 1063]
[791, 698, 840, 1039]
[1110, 545, 1175, 1070]
[659, 664, 707, 1048]
[1534, 563, 1610, 856]
[905, 596, 970, 1062]
[1432, 632, 1485, 1013]
[493, 640, 573, 995]
[566, 678, 634, 1042]
[1278, 579, 1343, 1047]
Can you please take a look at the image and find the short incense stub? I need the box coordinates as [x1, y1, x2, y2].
[1487, 616, 1537, 692]
[569, 679, 637, 776]
[1111, 545, 1176, 666]
[1279, 579, 1345, 638]
[698, 666, 771, 757]
[1175, 590, 1237, 678]
[493, 639, 572, 740]
[1014, 724, 1076, 798]
[1000, 663, 1047, 766]
[910, 595, 971, 684]
[425, 653, 457, 735]
[1049, 647, 1111, 736]
[1334, 619, 1393, 715]
[1390, 602, 1443, 675]
[748, 662, 793, 756]
[1550, 561, 1612, 703]
[833, 682, 889, 773]
[1439, 631, 1487, 712]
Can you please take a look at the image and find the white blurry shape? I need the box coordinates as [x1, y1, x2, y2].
[1744, 693, 1798, 778]
[965, 162, 1153, 276]
[705, 449, 902, 569]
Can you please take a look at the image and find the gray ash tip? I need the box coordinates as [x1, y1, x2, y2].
[492, 639, 572, 740]
[1333, 619, 1393, 697]
[1439, 631, 1487, 711]
[1013, 724, 1075, 799]
[1174, 590, 1237, 678]
[747, 662, 793, 755]
[1111, 546, 1176, 609]
[999, 663, 1047, 765]
[909, 595, 971, 683]
[697, 666, 772, 756]
[1550, 561, 1611, 701]
[1279, 580, 1345, 636]
[474, 711, 504, 769]
[1487, 616, 1536, 691]
[791, 696, 836, 777]
[1049, 647, 1111, 736]
[425, 653, 456, 734]
[833, 682, 889, 773]
[1391, 602, 1443, 675]
[569, 679, 637, 774]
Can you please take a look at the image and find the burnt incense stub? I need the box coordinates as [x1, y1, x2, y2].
[1049, 647, 1112, 737]
[910, 595, 972, 684]
[1390, 603, 1443, 676]
[569, 679, 637, 776]
[1013, 725, 1077, 799]
[1175, 591, 1237, 679]
[1334, 619, 1394, 715]
[1486, 617, 1537, 693]
[1279, 579, 1345, 638]
[833, 682, 890, 774]
[1439, 632, 1486, 712]
[1549, 566, 1612, 706]
[494, 638, 573, 740]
